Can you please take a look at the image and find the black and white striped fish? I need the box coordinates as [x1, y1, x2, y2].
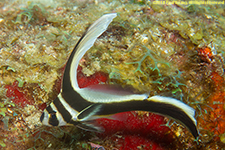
[40, 13, 199, 138]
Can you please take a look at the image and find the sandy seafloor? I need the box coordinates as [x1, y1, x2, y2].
[0, 0, 225, 149]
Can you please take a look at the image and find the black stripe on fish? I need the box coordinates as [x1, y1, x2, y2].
[61, 90, 92, 112]
[48, 111, 59, 126]
[53, 96, 72, 123]
[62, 33, 85, 92]
[46, 105, 55, 114]
[92, 99, 198, 138]
[40, 111, 44, 123]
[45, 105, 59, 126]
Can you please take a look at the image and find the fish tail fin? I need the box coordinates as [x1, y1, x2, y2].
[147, 95, 199, 138]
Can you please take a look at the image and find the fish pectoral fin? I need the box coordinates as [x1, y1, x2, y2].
[76, 120, 105, 133]
[77, 104, 102, 121]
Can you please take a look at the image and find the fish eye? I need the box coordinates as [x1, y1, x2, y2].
[48, 111, 59, 126]
[51, 113, 56, 119]
[49, 112, 56, 119]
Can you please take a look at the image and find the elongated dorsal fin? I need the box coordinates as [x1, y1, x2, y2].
[67, 13, 117, 92]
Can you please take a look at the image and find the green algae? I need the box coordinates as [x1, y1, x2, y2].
[0, 108, 6, 117]
[0, 139, 6, 147]
[0, 99, 17, 148]
[14, 2, 47, 25]
[16, 78, 24, 87]
[6, 66, 16, 72]
[126, 45, 170, 75]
